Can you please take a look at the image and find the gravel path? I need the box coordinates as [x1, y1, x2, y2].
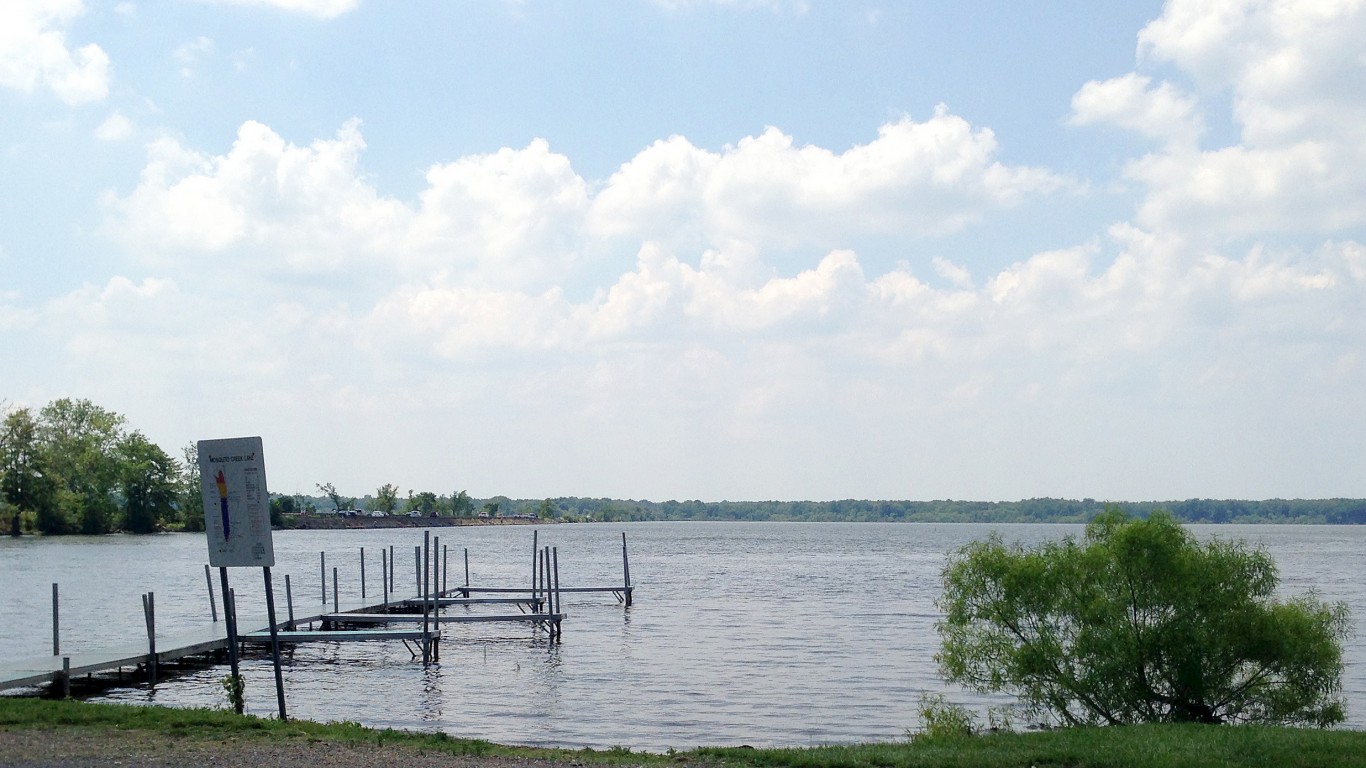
[0, 727, 620, 768]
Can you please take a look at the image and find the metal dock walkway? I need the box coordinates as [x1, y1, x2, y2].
[2, 530, 631, 694]
[0, 595, 380, 693]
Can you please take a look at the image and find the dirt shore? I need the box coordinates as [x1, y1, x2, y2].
[0, 727, 628, 768]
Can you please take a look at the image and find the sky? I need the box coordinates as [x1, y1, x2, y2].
[1, 0, 1364, 503]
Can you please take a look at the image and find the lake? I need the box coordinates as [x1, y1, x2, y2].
[1, 522, 1362, 750]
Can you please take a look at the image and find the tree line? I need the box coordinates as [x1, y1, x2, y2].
[291, 492, 1366, 525]
[1, 398, 190, 535]
[6, 397, 1364, 535]
[502, 496, 1366, 524]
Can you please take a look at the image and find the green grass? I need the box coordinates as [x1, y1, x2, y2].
[2, 698, 1364, 767]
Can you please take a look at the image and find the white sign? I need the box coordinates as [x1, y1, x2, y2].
[198, 436, 275, 567]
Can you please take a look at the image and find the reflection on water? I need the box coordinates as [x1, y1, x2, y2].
[2, 522, 1363, 750]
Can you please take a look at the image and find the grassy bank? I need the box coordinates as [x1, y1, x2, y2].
[1, 698, 1364, 767]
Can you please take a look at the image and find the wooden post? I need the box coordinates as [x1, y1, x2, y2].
[360, 547, 367, 600]
[622, 532, 633, 607]
[388, 545, 394, 592]
[263, 567, 288, 722]
[51, 583, 59, 656]
[381, 548, 389, 609]
[320, 551, 327, 605]
[204, 564, 218, 622]
[61, 656, 70, 699]
[218, 567, 242, 714]
[414, 546, 421, 594]
[332, 567, 340, 615]
[141, 592, 157, 685]
[464, 548, 469, 588]
[442, 544, 448, 595]
[432, 535, 439, 596]
[285, 574, 296, 630]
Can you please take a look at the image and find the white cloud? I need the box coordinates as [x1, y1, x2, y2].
[412, 139, 590, 289]
[1069, 73, 1204, 148]
[0, 0, 110, 104]
[1128, 140, 1366, 235]
[173, 35, 215, 78]
[104, 119, 412, 278]
[590, 107, 1069, 250]
[1138, 0, 1366, 143]
[86, 100, 1366, 499]
[1071, 0, 1366, 241]
[106, 111, 1063, 297]
[202, 0, 360, 19]
[95, 111, 134, 141]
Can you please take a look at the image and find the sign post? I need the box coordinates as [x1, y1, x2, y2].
[198, 436, 286, 721]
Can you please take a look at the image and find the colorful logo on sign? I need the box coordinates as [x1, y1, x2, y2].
[215, 469, 230, 539]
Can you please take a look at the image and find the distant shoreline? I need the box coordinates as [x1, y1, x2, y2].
[278, 514, 549, 531]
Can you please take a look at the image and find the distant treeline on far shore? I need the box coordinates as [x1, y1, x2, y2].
[292, 494, 1366, 525]
[563, 497, 1366, 524]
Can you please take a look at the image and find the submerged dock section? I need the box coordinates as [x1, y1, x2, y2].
[0, 530, 634, 696]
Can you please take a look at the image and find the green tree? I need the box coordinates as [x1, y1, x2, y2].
[179, 444, 204, 532]
[316, 482, 350, 512]
[119, 431, 179, 533]
[411, 490, 438, 516]
[38, 398, 126, 534]
[373, 483, 400, 514]
[268, 494, 294, 527]
[451, 490, 474, 518]
[537, 498, 555, 519]
[936, 509, 1350, 728]
[1, 407, 57, 533]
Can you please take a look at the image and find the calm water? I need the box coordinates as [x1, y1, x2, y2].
[1, 522, 1362, 750]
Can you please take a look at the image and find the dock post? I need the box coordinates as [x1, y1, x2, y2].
[432, 535, 439, 596]
[360, 547, 366, 599]
[442, 544, 448, 595]
[332, 567, 340, 615]
[552, 546, 563, 641]
[464, 547, 469, 588]
[219, 567, 242, 714]
[388, 545, 394, 592]
[540, 547, 550, 629]
[285, 574, 296, 630]
[622, 532, 633, 607]
[530, 530, 539, 605]
[263, 566, 288, 722]
[51, 583, 59, 656]
[421, 531, 431, 666]
[204, 564, 218, 622]
[320, 551, 327, 605]
[61, 656, 70, 698]
[141, 592, 157, 685]
[382, 548, 389, 609]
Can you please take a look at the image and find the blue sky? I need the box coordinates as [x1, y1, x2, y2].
[2, 0, 1364, 503]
